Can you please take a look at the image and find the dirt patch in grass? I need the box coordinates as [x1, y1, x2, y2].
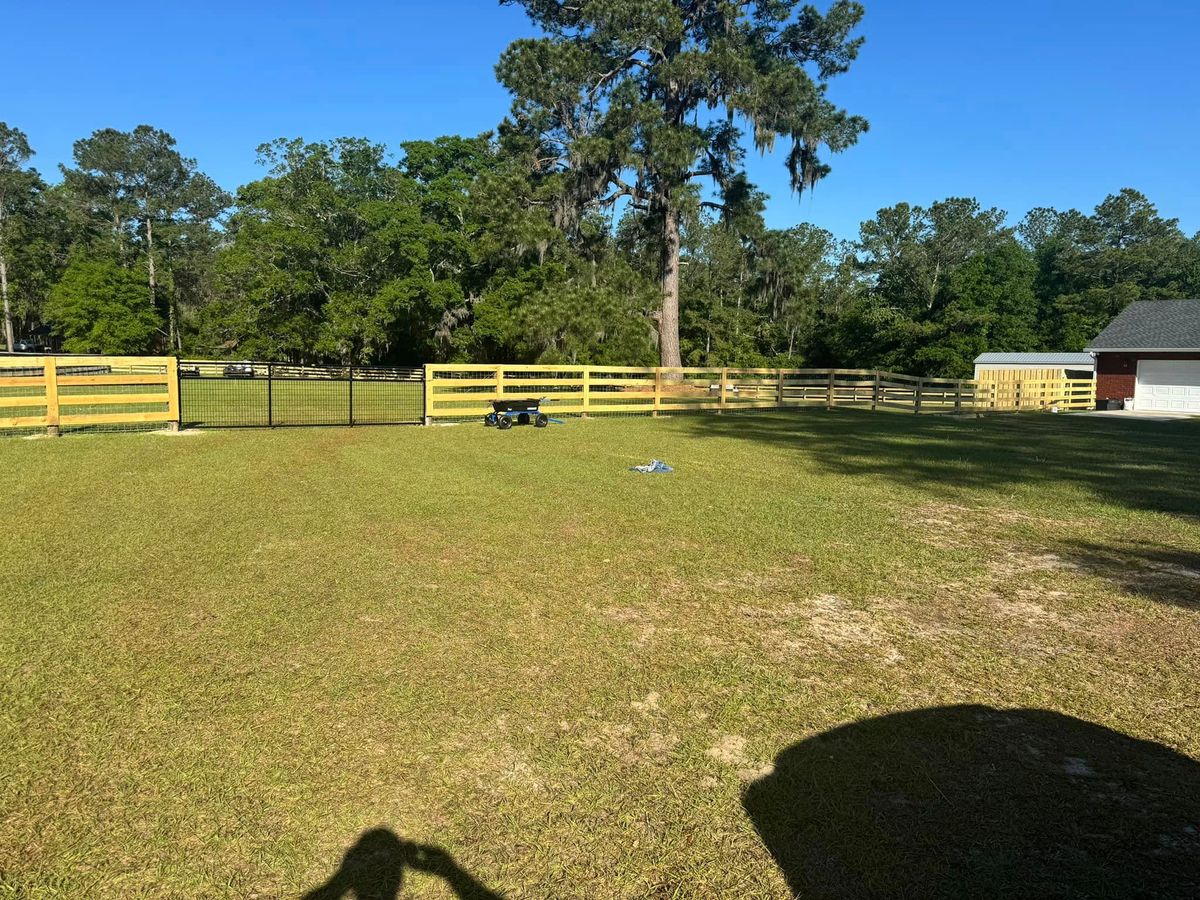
[706, 734, 774, 782]
[807, 594, 890, 649]
[991, 549, 1080, 579]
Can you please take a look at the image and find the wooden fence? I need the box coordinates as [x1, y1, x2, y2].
[0, 355, 179, 434]
[0, 357, 1095, 433]
[424, 365, 1096, 421]
[983, 378, 1095, 411]
[976, 367, 1076, 384]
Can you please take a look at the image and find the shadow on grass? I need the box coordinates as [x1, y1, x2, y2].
[303, 828, 503, 900]
[743, 705, 1200, 899]
[688, 409, 1200, 520]
[1058, 539, 1200, 610]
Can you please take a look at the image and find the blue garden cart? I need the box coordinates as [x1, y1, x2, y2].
[484, 397, 563, 430]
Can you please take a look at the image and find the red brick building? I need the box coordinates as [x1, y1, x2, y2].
[1086, 300, 1200, 412]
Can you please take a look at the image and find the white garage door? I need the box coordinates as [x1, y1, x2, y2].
[1135, 360, 1200, 412]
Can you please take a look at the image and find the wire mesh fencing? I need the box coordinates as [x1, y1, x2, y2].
[180, 361, 424, 428]
[423, 364, 1098, 422]
[1, 354, 178, 436]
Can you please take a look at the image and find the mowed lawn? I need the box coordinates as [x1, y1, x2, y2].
[2, 410, 1199, 899]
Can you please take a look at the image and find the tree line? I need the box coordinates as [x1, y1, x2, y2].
[2, 0, 1198, 376]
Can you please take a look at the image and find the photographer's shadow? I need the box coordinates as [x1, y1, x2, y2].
[303, 828, 503, 900]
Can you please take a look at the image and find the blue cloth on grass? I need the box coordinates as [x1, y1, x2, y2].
[630, 459, 673, 474]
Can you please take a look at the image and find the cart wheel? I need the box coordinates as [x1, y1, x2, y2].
[535, 413, 549, 428]
[518, 412, 530, 426]
[484, 413, 496, 427]
[497, 415, 513, 430]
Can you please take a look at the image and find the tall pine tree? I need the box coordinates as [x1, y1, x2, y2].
[497, 0, 867, 366]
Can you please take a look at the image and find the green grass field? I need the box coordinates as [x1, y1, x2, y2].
[2, 410, 1199, 898]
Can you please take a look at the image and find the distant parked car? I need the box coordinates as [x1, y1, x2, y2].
[223, 363, 256, 379]
[179, 365, 201, 378]
[13, 339, 49, 352]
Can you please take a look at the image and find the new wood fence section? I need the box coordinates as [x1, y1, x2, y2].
[0, 355, 179, 434]
[424, 365, 1095, 421]
[0, 356, 1094, 434]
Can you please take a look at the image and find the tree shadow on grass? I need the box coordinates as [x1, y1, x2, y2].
[1057, 539, 1200, 610]
[303, 828, 503, 900]
[743, 705, 1200, 899]
[688, 409, 1200, 520]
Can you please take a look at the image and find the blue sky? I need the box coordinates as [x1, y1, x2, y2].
[8, 0, 1199, 241]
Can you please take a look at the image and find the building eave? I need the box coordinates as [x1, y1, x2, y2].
[1086, 347, 1200, 353]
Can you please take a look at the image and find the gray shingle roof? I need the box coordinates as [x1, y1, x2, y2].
[1086, 300, 1200, 351]
[973, 352, 1094, 366]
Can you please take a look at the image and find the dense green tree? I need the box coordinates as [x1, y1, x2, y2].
[60, 126, 229, 350]
[205, 136, 496, 364]
[679, 218, 762, 365]
[752, 224, 838, 361]
[831, 198, 1012, 375]
[43, 255, 161, 353]
[946, 239, 1040, 350]
[8, 116, 1200, 381]
[1021, 189, 1200, 349]
[0, 123, 46, 351]
[497, 0, 868, 366]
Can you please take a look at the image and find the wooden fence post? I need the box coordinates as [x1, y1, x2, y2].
[954, 379, 962, 414]
[581, 366, 591, 416]
[653, 368, 661, 417]
[777, 369, 785, 409]
[871, 371, 880, 411]
[495, 365, 504, 402]
[166, 356, 180, 430]
[719, 367, 728, 413]
[826, 370, 835, 410]
[423, 364, 434, 425]
[914, 377, 923, 414]
[43, 356, 60, 436]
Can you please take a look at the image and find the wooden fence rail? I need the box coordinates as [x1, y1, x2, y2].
[0, 355, 179, 434]
[424, 364, 1095, 422]
[0, 356, 1096, 433]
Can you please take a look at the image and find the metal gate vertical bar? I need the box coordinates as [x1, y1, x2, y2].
[176, 357, 184, 428]
[348, 364, 355, 426]
[267, 363, 274, 428]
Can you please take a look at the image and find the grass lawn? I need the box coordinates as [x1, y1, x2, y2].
[2, 410, 1199, 898]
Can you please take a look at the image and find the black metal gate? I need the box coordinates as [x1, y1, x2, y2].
[179, 361, 424, 428]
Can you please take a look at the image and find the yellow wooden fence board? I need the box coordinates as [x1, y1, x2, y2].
[57, 374, 170, 387]
[579, 376, 655, 386]
[58, 410, 175, 426]
[58, 392, 170, 406]
[0, 376, 46, 388]
[0, 396, 49, 408]
[56, 355, 168, 368]
[495, 379, 586, 388]
[431, 391, 520, 403]
[429, 363, 584, 372]
[582, 403, 655, 414]
[0, 414, 50, 427]
[429, 378, 500, 388]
